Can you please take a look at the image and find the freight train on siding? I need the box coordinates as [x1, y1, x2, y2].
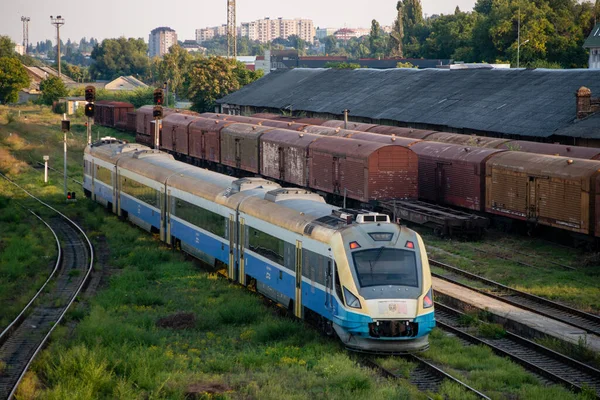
[83, 138, 436, 353]
[98, 105, 600, 242]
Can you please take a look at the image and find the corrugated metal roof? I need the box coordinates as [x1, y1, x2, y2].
[218, 68, 600, 139]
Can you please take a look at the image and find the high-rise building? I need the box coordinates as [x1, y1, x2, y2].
[198, 17, 315, 45]
[148, 27, 177, 58]
[316, 28, 337, 41]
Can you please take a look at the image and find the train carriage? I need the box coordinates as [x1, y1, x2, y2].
[366, 125, 438, 140]
[84, 140, 435, 353]
[426, 132, 512, 148]
[260, 129, 322, 186]
[188, 119, 232, 165]
[496, 141, 600, 160]
[220, 123, 274, 173]
[485, 152, 600, 236]
[161, 113, 202, 156]
[308, 136, 419, 203]
[322, 120, 378, 132]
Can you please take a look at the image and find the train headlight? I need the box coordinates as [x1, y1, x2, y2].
[343, 287, 361, 309]
[423, 286, 434, 309]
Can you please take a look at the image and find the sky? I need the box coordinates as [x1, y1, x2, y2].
[1, 0, 476, 46]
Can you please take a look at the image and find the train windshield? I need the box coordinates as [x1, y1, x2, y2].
[352, 248, 418, 288]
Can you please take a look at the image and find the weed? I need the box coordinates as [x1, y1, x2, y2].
[253, 318, 299, 343]
[477, 323, 506, 339]
[458, 312, 479, 327]
[68, 269, 81, 278]
[0, 360, 6, 374]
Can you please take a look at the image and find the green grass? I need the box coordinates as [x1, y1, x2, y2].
[422, 232, 600, 313]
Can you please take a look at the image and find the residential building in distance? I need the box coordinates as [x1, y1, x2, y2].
[584, 23, 600, 69]
[240, 17, 315, 43]
[14, 44, 25, 55]
[334, 28, 370, 42]
[196, 25, 227, 43]
[316, 28, 337, 40]
[148, 27, 177, 58]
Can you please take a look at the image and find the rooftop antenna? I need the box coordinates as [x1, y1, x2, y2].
[21, 16, 30, 54]
[227, 0, 237, 58]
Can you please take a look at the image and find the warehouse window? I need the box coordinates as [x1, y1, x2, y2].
[96, 165, 112, 186]
[248, 227, 285, 265]
[173, 198, 226, 238]
[120, 176, 160, 208]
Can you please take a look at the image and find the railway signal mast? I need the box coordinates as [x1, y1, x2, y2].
[153, 89, 164, 149]
[227, 0, 237, 58]
[84, 86, 96, 145]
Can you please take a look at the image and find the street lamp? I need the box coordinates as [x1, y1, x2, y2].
[516, 6, 529, 68]
[517, 39, 529, 69]
[50, 15, 65, 76]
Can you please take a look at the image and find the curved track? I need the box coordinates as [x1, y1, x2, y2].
[362, 356, 490, 400]
[0, 173, 94, 400]
[430, 259, 600, 336]
[435, 303, 600, 398]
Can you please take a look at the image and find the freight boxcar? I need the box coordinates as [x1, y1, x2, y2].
[427, 132, 512, 148]
[161, 114, 202, 156]
[136, 106, 176, 147]
[251, 113, 327, 125]
[201, 113, 308, 131]
[94, 101, 134, 128]
[497, 141, 600, 160]
[410, 142, 505, 211]
[485, 152, 600, 236]
[308, 137, 418, 203]
[342, 132, 421, 147]
[302, 125, 350, 137]
[220, 124, 274, 173]
[260, 130, 322, 186]
[366, 126, 438, 140]
[321, 120, 378, 132]
[188, 119, 234, 165]
[126, 112, 137, 133]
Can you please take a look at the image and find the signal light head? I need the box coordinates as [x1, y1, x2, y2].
[67, 192, 72, 199]
[349, 241, 361, 250]
[405, 241, 414, 249]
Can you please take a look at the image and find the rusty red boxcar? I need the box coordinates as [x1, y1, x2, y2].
[496, 141, 600, 160]
[342, 131, 421, 147]
[220, 123, 273, 173]
[308, 136, 418, 203]
[161, 113, 201, 155]
[188, 119, 233, 164]
[485, 152, 600, 236]
[260, 129, 322, 186]
[321, 120, 378, 132]
[427, 132, 511, 148]
[410, 142, 505, 211]
[366, 125, 438, 140]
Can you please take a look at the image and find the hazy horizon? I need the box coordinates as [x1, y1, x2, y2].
[2, 0, 476, 46]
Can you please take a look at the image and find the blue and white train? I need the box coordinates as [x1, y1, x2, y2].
[83, 138, 435, 353]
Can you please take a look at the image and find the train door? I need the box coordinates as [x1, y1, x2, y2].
[527, 176, 538, 221]
[332, 157, 340, 193]
[91, 160, 96, 201]
[113, 166, 118, 214]
[165, 189, 172, 245]
[238, 217, 246, 285]
[325, 256, 334, 315]
[294, 240, 303, 318]
[435, 162, 450, 204]
[278, 147, 285, 180]
[235, 139, 242, 169]
[172, 126, 177, 152]
[201, 133, 206, 161]
[228, 214, 236, 280]
[159, 186, 166, 242]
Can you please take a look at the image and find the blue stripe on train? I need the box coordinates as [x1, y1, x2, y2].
[120, 195, 161, 228]
[171, 218, 230, 263]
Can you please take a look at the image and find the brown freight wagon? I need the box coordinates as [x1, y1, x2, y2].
[135, 106, 175, 147]
[308, 137, 418, 203]
[485, 152, 600, 236]
[411, 142, 505, 211]
[497, 141, 600, 160]
[220, 124, 274, 173]
[126, 112, 137, 132]
[188, 119, 234, 165]
[161, 113, 201, 155]
[251, 113, 327, 126]
[342, 131, 421, 147]
[200, 113, 309, 131]
[260, 130, 322, 186]
[428, 132, 511, 148]
[321, 120, 378, 132]
[94, 101, 134, 128]
[302, 125, 350, 137]
[366, 125, 438, 140]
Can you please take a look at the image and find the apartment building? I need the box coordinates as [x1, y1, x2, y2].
[148, 27, 177, 58]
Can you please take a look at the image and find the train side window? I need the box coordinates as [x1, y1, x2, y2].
[172, 197, 226, 238]
[248, 226, 285, 266]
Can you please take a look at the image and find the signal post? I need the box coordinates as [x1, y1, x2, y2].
[84, 86, 95, 145]
[153, 88, 164, 149]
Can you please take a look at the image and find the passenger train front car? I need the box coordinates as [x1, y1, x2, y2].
[84, 138, 435, 353]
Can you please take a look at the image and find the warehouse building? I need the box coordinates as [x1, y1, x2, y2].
[217, 68, 600, 146]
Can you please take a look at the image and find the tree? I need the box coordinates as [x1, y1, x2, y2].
[155, 45, 194, 97]
[324, 36, 338, 55]
[0, 57, 30, 104]
[390, 2, 405, 57]
[188, 57, 262, 113]
[369, 20, 388, 57]
[0, 36, 16, 58]
[39, 76, 68, 106]
[324, 62, 362, 69]
[89, 37, 149, 80]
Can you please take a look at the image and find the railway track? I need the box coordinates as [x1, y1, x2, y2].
[430, 259, 600, 336]
[35, 161, 83, 186]
[0, 173, 94, 400]
[467, 243, 576, 271]
[362, 356, 490, 400]
[435, 303, 600, 398]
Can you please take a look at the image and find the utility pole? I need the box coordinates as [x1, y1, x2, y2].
[21, 16, 30, 54]
[61, 115, 70, 199]
[516, 6, 529, 69]
[227, 0, 237, 58]
[50, 15, 65, 77]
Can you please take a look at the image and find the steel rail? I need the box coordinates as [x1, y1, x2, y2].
[430, 258, 600, 336]
[435, 303, 600, 398]
[36, 161, 83, 186]
[0, 172, 94, 400]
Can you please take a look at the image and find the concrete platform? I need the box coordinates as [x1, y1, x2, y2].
[433, 277, 600, 353]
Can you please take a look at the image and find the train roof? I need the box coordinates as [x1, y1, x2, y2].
[488, 151, 600, 179]
[85, 138, 148, 161]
